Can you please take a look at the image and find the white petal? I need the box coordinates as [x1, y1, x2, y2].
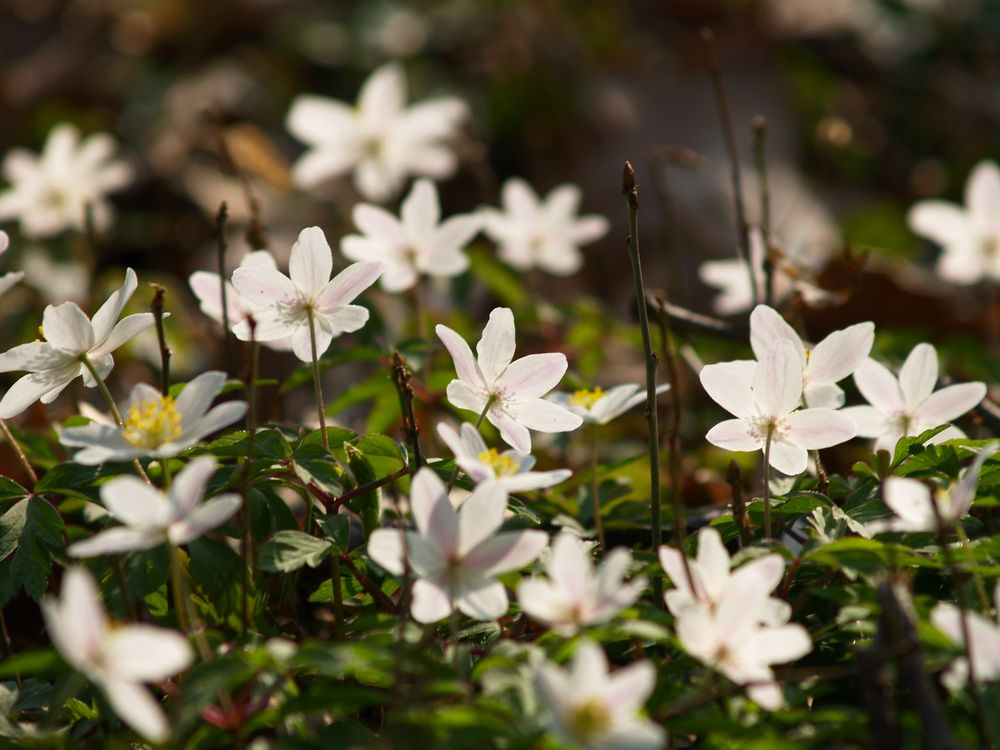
[494, 353, 567, 399]
[68, 528, 163, 557]
[90, 268, 137, 343]
[179, 402, 246, 445]
[699, 360, 757, 419]
[853, 359, 903, 412]
[42, 567, 106, 673]
[908, 200, 970, 246]
[446, 379, 488, 413]
[410, 467, 459, 557]
[462, 529, 547, 576]
[42, 303, 94, 355]
[803, 382, 845, 409]
[784, 408, 857, 449]
[174, 370, 226, 423]
[806, 322, 875, 385]
[729, 554, 785, 598]
[477, 307, 516, 384]
[755, 339, 802, 418]
[899, 343, 939, 411]
[168, 495, 241, 545]
[500, 469, 571, 492]
[695, 527, 731, 602]
[658, 545, 694, 602]
[358, 62, 406, 125]
[0, 368, 78, 419]
[881, 477, 935, 529]
[231, 266, 298, 305]
[315, 261, 383, 309]
[99, 678, 170, 743]
[746, 624, 812, 666]
[101, 477, 172, 529]
[168, 456, 217, 517]
[915, 382, 986, 425]
[457, 480, 509, 554]
[456, 579, 509, 620]
[489, 410, 532, 453]
[606, 660, 657, 713]
[367, 529, 405, 575]
[103, 625, 193, 681]
[436, 324, 485, 390]
[286, 94, 356, 145]
[289, 227, 333, 298]
[352, 203, 406, 243]
[546, 532, 591, 601]
[966, 160, 1000, 234]
[291, 147, 358, 188]
[749, 305, 804, 364]
[506, 398, 582, 433]
[839, 405, 888, 439]
[93, 314, 157, 358]
[401, 178, 440, 236]
[517, 580, 567, 627]
[768, 440, 808, 475]
[410, 577, 452, 623]
[705, 418, 760, 452]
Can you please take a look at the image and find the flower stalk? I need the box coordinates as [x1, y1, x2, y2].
[150, 284, 170, 395]
[241, 316, 259, 637]
[763, 423, 775, 540]
[589, 423, 605, 550]
[306, 306, 330, 454]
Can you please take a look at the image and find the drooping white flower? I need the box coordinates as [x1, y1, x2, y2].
[481, 179, 609, 275]
[286, 62, 468, 202]
[0, 268, 156, 419]
[549, 383, 670, 426]
[60, 371, 246, 464]
[0, 230, 24, 298]
[749, 304, 874, 409]
[701, 340, 857, 475]
[231, 226, 383, 363]
[189, 250, 292, 352]
[841, 343, 987, 453]
[68, 456, 241, 557]
[436, 307, 582, 453]
[518, 532, 647, 636]
[341, 178, 482, 292]
[367, 467, 546, 623]
[534, 639, 665, 750]
[436, 422, 571, 492]
[868, 445, 997, 534]
[0, 124, 132, 238]
[42, 567, 193, 742]
[931, 583, 1000, 690]
[908, 161, 1000, 285]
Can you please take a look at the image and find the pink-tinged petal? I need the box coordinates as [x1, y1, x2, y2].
[93, 313, 156, 358]
[101, 477, 172, 529]
[784, 407, 857, 449]
[705, 418, 760, 452]
[456, 579, 509, 620]
[907, 200, 971, 246]
[462, 529, 547, 577]
[99, 678, 170, 743]
[0, 231, 8, 254]
[42, 302, 94, 355]
[289, 227, 333, 298]
[90, 268, 137, 343]
[168, 495, 241, 545]
[367, 529, 405, 575]
[358, 62, 406, 125]
[457, 481, 509, 554]
[286, 94, 356, 145]
[495, 353, 567, 399]
[446, 379, 488, 414]
[232, 266, 297, 305]
[605, 660, 656, 713]
[853, 359, 903, 412]
[546, 532, 591, 601]
[168, 456, 217, 516]
[68, 527, 163, 557]
[323, 305, 370, 336]
[506, 398, 582, 433]
[234, 308, 297, 343]
[401, 178, 440, 236]
[410, 467, 459, 556]
[749, 305, 804, 364]
[699, 360, 757, 419]
[966, 161, 1000, 234]
[291, 147, 359, 188]
[839, 405, 888, 439]
[316, 261, 383, 309]
[0, 368, 78, 419]
[695, 527, 731, 602]
[899, 343, 939, 411]
[410, 577, 452, 623]
[477, 307, 516, 384]
[807, 322, 875, 385]
[755, 339, 802, 418]
[102, 624, 193, 681]
[436, 324, 485, 389]
[501, 469, 571, 492]
[882, 477, 935, 528]
[768, 440, 808, 476]
[489, 410, 532, 453]
[915, 382, 986, 425]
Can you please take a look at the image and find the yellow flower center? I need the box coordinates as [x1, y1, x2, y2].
[566, 698, 612, 742]
[569, 387, 604, 410]
[122, 396, 183, 449]
[477, 448, 519, 477]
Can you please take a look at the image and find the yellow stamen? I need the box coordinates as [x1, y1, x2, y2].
[122, 396, 183, 449]
[37, 326, 46, 342]
[569, 387, 605, 410]
[566, 698, 612, 742]
[477, 448, 519, 477]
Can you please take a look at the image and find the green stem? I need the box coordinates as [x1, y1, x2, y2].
[306, 307, 330, 455]
[169, 544, 193, 635]
[763, 425, 774, 540]
[590, 423, 605, 551]
[0, 419, 38, 487]
[955, 523, 993, 617]
[445, 395, 497, 492]
[331, 553, 344, 638]
[241, 335, 259, 637]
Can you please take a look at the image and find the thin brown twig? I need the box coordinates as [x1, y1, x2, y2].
[150, 284, 171, 396]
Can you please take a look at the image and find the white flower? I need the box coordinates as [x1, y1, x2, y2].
[549, 383, 670, 425]
[42, 567, 193, 742]
[436, 307, 582, 453]
[0, 123, 132, 238]
[868, 445, 997, 534]
[481, 179, 609, 275]
[231, 226, 383, 363]
[931, 582, 1000, 691]
[60, 371, 247, 464]
[341, 178, 482, 291]
[908, 161, 1000, 285]
[0, 230, 24, 298]
[188, 250, 292, 352]
[436, 422, 571, 492]
[518, 532, 647, 636]
[534, 639, 665, 750]
[0, 268, 156, 419]
[21, 249, 87, 303]
[286, 62, 468, 201]
[841, 343, 987, 453]
[67, 456, 241, 557]
[701, 339, 857, 475]
[749, 304, 874, 409]
[367, 467, 546, 623]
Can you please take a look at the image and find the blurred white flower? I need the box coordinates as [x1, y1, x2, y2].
[21, 250, 89, 304]
[749, 304, 874, 409]
[0, 230, 24, 298]
[519, 532, 647, 636]
[60, 371, 246, 464]
[481, 179, 609, 275]
[231, 227, 383, 363]
[931, 582, 1000, 691]
[188, 250, 292, 352]
[286, 62, 468, 202]
[701, 340, 857, 475]
[909, 161, 1000, 285]
[367, 467, 546, 623]
[436, 422, 571, 492]
[534, 639, 664, 750]
[841, 343, 987, 453]
[549, 383, 669, 426]
[0, 124, 132, 238]
[0, 268, 156, 419]
[341, 178, 481, 291]
[42, 567, 193, 742]
[436, 307, 582, 453]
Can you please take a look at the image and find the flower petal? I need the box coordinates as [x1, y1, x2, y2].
[289, 227, 333, 298]
[784, 408, 857, 449]
[409, 467, 459, 557]
[755, 339, 802, 418]
[456, 579, 509, 620]
[68, 527, 163, 557]
[705, 418, 760, 452]
[102, 624, 193, 681]
[699, 360, 757, 419]
[882, 477, 934, 528]
[853, 358, 903, 413]
[168, 495, 241, 545]
[316, 261, 384, 311]
[174, 371, 226, 423]
[546, 532, 591, 601]
[915, 382, 986, 425]
[749, 305, 804, 365]
[768, 440, 808, 475]
[93, 314, 157, 358]
[457, 480, 509, 555]
[462, 529, 547, 577]
[807, 322, 875, 385]
[840, 405, 889, 439]
[436, 324, 485, 389]
[410, 577, 452, 623]
[42, 302, 94, 355]
[506, 398, 582, 433]
[286, 94, 356, 145]
[908, 200, 970, 247]
[966, 160, 1000, 234]
[90, 268, 137, 343]
[99, 678, 170, 743]
[494, 353, 567, 399]
[0, 367, 79, 419]
[101, 476, 172, 529]
[899, 343, 939, 411]
[168, 456, 217, 517]
[488, 410, 532, 453]
[231, 266, 298, 306]
[477, 307, 516, 385]
[367, 529, 405, 575]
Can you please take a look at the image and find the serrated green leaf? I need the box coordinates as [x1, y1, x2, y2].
[6, 497, 64, 601]
[258, 531, 334, 572]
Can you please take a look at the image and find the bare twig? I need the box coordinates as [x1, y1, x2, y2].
[752, 116, 773, 307]
[391, 352, 423, 471]
[150, 284, 171, 396]
[215, 202, 235, 376]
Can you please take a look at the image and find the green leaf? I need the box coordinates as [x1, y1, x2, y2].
[0, 499, 28, 562]
[0, 478, 27, 504]
[258, 531, 334, 572]
[3, 497, 64, 601]
[316, 513, 351, 551]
